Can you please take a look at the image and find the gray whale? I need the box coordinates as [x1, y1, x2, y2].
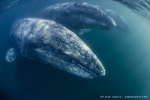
[6, 18, 105, 78]
[37, 2, 116, 30]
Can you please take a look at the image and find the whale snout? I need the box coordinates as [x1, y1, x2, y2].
[87, 60, 106, 78]
[95, 64, 106, 76]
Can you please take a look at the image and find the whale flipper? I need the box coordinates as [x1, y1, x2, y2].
[5, 48, 17, 62]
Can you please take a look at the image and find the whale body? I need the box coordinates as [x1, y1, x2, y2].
[6, 18, 105, 78]
[37, 2, 116, 30]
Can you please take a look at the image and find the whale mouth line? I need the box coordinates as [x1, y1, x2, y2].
[53, 50, 98, 77]
[70, 60, 98, 77]
[35, 47, 98, 78]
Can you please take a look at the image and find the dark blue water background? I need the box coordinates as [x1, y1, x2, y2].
[0, 0, 150, 100]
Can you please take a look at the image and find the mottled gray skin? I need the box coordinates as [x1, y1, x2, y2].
[10, 18, 105, 78]
[103, 9, 130, 33]
[37, 2, 116, 30]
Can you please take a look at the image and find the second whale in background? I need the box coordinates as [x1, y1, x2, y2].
[37, 2, 116, 30]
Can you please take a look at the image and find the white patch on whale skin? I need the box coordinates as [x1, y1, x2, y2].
[5, 48, 16, 62]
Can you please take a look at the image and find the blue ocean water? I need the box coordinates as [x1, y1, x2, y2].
[0, 0, 150, 100]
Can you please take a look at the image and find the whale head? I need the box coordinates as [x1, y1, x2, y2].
[72, 2, 116, 29]
[10, 18, 105, 78]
